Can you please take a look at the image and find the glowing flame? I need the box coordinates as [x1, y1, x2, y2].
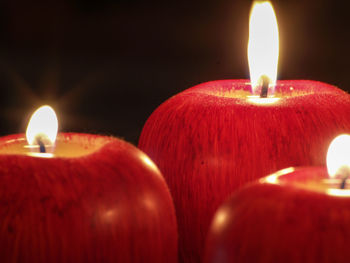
[326, 134, 350, 178]
[248, 1, 279, 94]
[26, 105, 58, 146]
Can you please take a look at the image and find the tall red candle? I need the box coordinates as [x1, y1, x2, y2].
[205, 135, 350, 263]
[138, 2, 350, 262]
[0, 106, 178, 263]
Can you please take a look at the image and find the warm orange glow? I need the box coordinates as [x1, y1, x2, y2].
[326, 189, 350, 197]
[247, 96, 280, 104]
[248, 1, 279, 95]
[26, 105, 58, 147]
[327, 134, 350, 178]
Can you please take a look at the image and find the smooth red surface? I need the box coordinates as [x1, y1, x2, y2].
[204, 167, 350, 263]
[138, 79, 350, 263]
[0, 133, 177, 263]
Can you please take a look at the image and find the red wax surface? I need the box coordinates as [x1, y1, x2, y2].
[138, 79, 350, 263]
[205, 167, 350, 263]
[0, 133, 177, 263]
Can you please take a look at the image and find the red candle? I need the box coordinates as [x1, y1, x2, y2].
[205, 134, 350, 263]
[0, 106, 178, 263]
[138, 2, 350, 262]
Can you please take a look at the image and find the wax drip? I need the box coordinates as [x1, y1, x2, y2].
[36, 138, 46, 153]
[259, 75, 270, 98]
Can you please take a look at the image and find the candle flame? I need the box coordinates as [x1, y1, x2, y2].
[26, 105, 58, 147]
[248, 1, 279, 95]
[326, 134, 350, 178]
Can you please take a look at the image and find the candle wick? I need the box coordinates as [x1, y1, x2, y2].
[340, 175, 349, 189]
[259, 75, 269, 98]
[36, 138, 46, 153]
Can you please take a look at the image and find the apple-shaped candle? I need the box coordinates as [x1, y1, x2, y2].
[205, 134, 350, 263]
[138, 2, 350, 262]
[0, 105, 178, 263]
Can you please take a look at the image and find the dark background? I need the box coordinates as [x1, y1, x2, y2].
[0, 0, 348, 144]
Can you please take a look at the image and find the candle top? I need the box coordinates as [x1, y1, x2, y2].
[261, 167, 350, 197]
[0, 133, 114, 158]
[180, 79, 345, 106]
[0, 104, 115, 158]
